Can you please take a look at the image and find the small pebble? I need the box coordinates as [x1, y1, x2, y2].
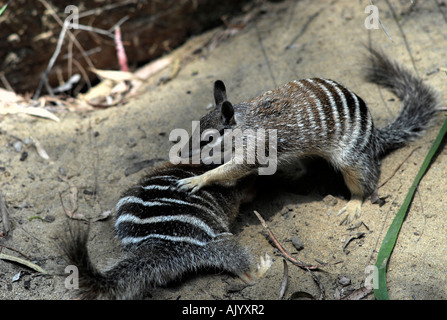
[338, 276, 351, 286]
[44, 215, 55, 223]
[323, 194, 338, 207]
[13, 140, 22, 152]
[291, 235, 304, 251]
[58, 167, 66, 176]
[20, 151, 28, 161]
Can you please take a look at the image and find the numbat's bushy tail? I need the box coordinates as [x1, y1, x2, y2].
[365, 47, 439, 158]
[59, 163, 271, 300]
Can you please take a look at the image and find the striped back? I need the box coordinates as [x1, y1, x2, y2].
[115, 164, 239, 248]
[246, 78, 375, 159]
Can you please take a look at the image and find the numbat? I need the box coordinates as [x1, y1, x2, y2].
[177, 48, 439, 224]
[60, 163, 271, 299]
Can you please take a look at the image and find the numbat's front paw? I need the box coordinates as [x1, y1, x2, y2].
[176, 176, 205, 193]
[239, 253, 273, 284]
[337, 198, 362, 225]
[255, 253, 273, 278]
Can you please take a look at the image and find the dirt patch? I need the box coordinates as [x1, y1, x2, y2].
[1, 0, 446, 300]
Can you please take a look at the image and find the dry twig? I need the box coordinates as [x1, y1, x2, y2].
[253, 210, 320, 270]
[378, 146, 421, 189]
[34, 0, 130, 100]
[58, 175, 87, 221]
[0, 244, 32, 260]
[253, 210, 344, 300]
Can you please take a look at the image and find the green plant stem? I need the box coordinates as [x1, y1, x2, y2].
[374, 115, 447, 300]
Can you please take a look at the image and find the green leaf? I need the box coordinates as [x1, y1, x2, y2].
[0, 0, 11, 16]
[374, 114, 447, 300]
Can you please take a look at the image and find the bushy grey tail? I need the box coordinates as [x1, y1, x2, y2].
[58, 224, 249, 299]
[58, 224, 170, 300]
[365, 47, 439, 158]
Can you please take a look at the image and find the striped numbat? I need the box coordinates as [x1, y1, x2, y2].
[177, 47, 439, 224]
[60, 162, 271, 299]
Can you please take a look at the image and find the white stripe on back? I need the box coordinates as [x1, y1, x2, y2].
[320, 79, 342, 138]
[302, 79, 328, 139]
[115, 213, 217, 238]
[121, 234, 208, 246]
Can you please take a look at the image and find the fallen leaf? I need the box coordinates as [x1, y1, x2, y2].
[30, 136, 51, 160]
[79, 79, 114, 102]
[0, 88, 22, 104]
[0, 104, 60, 122]
[289, 291, 315, 300]
[279, 259, 288, 299]
[58, 179, 86, 221]
[134, 56, 171, 79]
[90, 68, 141, 82]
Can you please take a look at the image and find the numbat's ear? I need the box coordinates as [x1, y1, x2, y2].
[214, 80, 227, 105]
[221, 101, 234, 124]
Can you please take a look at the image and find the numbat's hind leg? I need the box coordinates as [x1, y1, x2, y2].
[337, 167, 366, 225]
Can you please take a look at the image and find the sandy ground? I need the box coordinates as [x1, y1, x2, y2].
[1, 0, 446, 301]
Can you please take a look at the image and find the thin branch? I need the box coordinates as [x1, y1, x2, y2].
[285, 10, 320, 50]
[77, 0, 137, 19]
[384, 0, 418, 75]
[33, 19, 70, 100]
[0, 244, 32, 260]
[108, 15, 129, 33]
[34, 0, 131, 99]
[0, 72, 14, 92]
[378, 146, 421, 189]
[39, 0, 95, 68]
[253, 211, 330, 299]
[37, 0, 94, 70]
[71, 58, 92, 93]
[369, 0, 393, 42]
[253, 210, 321, 270]
[74, 24, 115, 38]
[35, 0, 96, 99]
[254, 23, 276, 88]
